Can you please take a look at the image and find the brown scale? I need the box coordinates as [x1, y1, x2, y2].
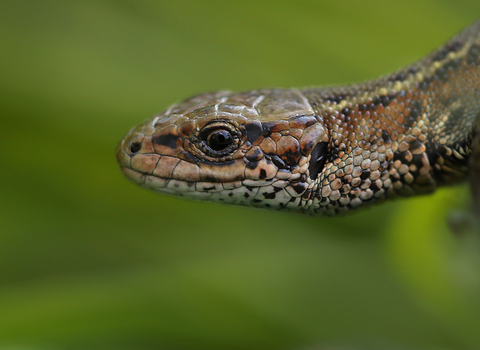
[117, 21, 480, 215]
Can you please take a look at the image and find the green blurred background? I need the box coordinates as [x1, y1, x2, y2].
[1, 1, 480, 349]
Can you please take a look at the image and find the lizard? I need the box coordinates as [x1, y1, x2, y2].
[117, 21, 480, 216]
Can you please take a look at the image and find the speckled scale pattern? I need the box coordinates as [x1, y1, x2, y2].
[117, 21, 480, 215]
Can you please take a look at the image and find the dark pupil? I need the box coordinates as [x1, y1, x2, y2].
[207, 129, 232, 151]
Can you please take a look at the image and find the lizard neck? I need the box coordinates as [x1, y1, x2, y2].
[299, 22, 480, 211]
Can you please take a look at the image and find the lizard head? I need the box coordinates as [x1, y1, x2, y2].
[117, 89, 329, 210]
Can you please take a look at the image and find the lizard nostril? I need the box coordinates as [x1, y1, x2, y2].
[129, 141, 142, 154]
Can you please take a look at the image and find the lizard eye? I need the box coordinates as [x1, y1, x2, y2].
[206, 129, 233, 151]
[198, 121, 240, 157]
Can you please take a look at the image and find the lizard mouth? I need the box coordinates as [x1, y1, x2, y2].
[119, 166, 273, 205]
[121, 166, 196, 193]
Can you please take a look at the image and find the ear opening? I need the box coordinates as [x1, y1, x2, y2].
[297, 121, 329, 181]
[308, 142, 328, 180]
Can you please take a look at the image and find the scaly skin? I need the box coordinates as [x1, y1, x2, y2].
[117, 21, 480, 215]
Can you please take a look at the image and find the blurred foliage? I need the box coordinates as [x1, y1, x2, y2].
[1, 1, 480, 349]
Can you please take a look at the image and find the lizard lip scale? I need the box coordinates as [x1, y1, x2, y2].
[117, 22, 480, 215]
